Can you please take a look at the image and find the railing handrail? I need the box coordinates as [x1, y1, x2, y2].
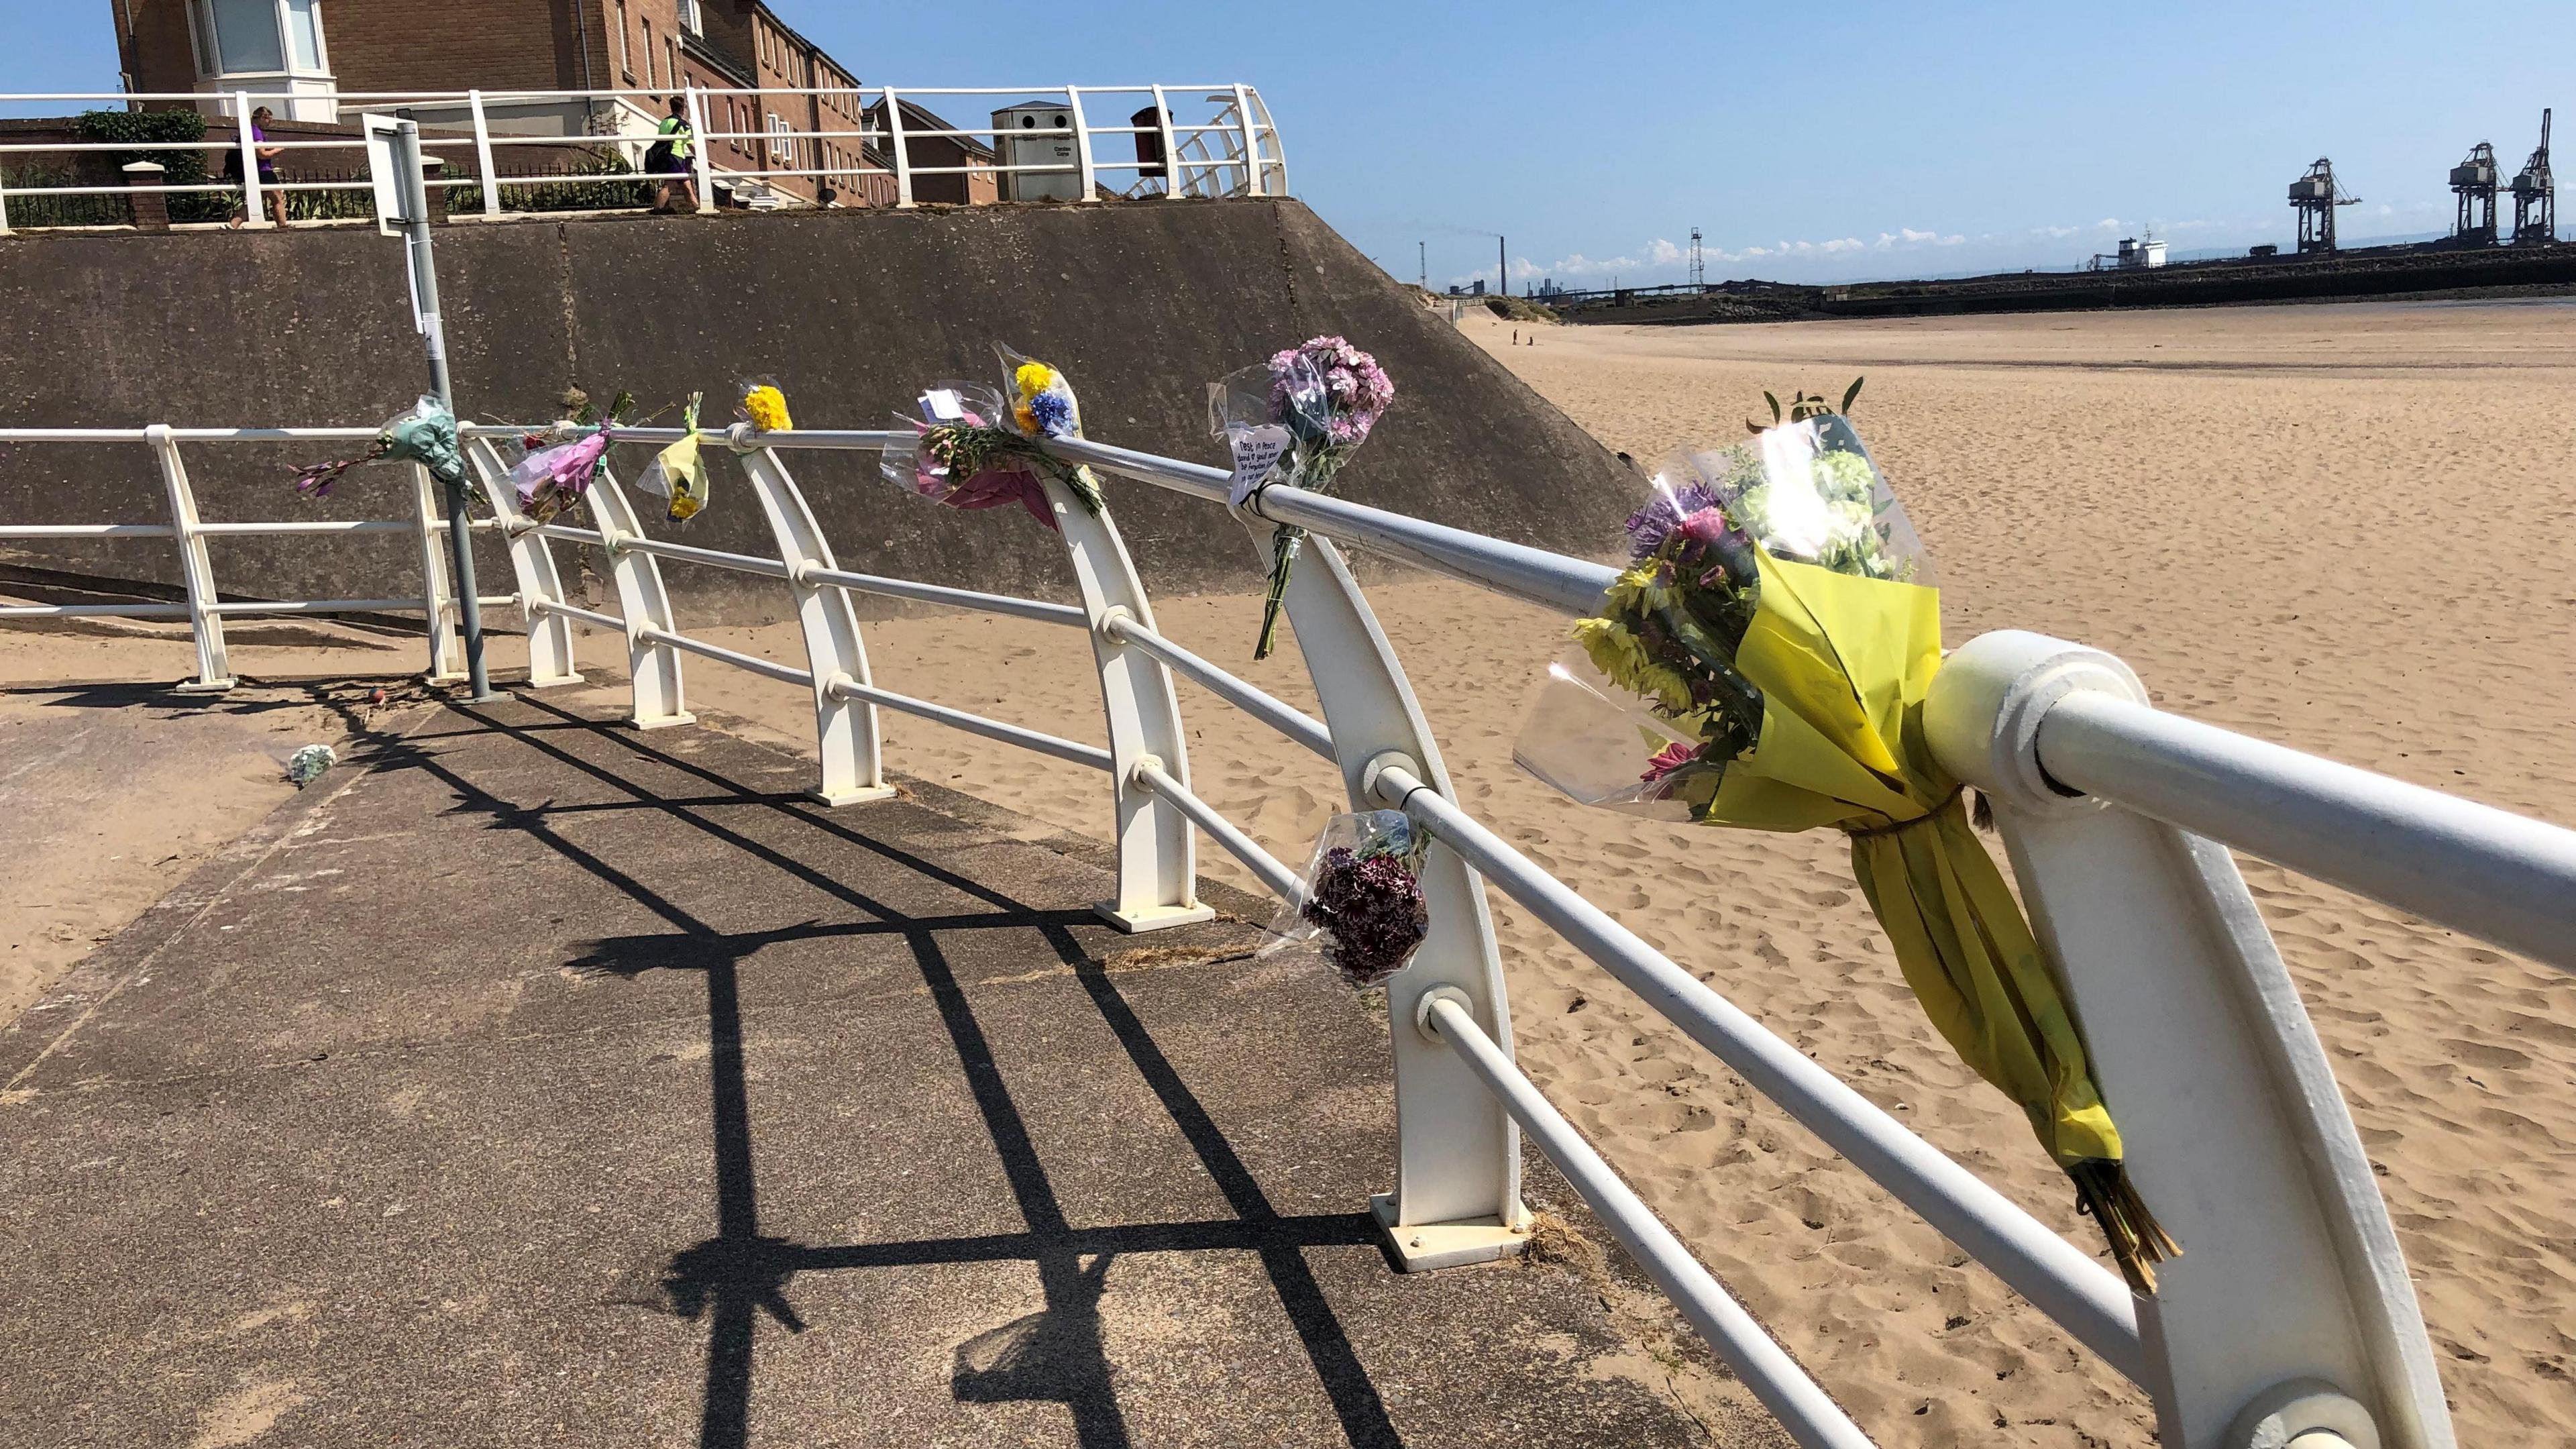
[0, 80, 1285, 231]
[8, 414, 2539, 1448]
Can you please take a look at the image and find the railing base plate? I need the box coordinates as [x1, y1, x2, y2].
[172, 678, 237, 694]
[525, 671, 586, 690]
[806, 784, 898, 808]
[1091, 900, 1217, 934]
[627, 712, 698, 733]
[1371, 1193, 1529, 1273]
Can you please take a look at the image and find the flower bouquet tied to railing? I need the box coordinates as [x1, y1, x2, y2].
[1208, 336, 1395, 659]
[506, 387, 652, 525]
[1515, 388, 2181, 1292]
[1265, 810, 1431, 989]
[882, 345, 1108, 531]
[631, 390, 712, 524]
[288, 396, 467, 498]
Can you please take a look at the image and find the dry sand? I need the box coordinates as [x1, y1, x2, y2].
[9, 299, 2574, 1444]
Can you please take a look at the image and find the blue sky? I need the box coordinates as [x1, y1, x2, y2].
[8, 1, 2569, 285]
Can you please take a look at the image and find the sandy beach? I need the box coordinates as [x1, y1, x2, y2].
[9, 299, 2574, 1444]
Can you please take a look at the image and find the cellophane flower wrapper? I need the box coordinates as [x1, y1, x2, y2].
[996, 343, 1106, 517]
[733, 376, 792, 449]
[378, 396, 467, 488]
[1261, 810, 1431, 989]
[509, 430, 612, 525]
[1205, 337, 1394, 659]
[633, 392, 710, 524]
[1515, 416, 1931, 816]
[292, 396, 461, 498]
[1514, 413, 2180, 1293]
[879, 381, 1058, 529]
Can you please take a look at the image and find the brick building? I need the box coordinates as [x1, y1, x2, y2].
[110, 0, 906, 206]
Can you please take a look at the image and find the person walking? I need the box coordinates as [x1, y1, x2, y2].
[225, 105, 287, 228]
[647, 96, 698, 213]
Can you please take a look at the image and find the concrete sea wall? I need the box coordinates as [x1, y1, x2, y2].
[0, 199, 1634, 621]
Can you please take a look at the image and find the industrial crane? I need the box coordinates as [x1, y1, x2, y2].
[2511, 109, 2555, 246]
[2451, 142, 2499, 244]
[2288, 158, 2361, 253]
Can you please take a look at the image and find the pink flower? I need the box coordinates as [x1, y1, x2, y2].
[1640, 741, 1699, 784]
[1676, 507, 1737, 547]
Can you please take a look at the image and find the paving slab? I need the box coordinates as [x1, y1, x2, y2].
[0, 695, 1782, 1448]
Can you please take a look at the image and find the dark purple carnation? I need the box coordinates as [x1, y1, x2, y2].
[1301, 846, 1428, 987]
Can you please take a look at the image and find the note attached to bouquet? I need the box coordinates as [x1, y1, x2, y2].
[1224, 424, 1292, 507]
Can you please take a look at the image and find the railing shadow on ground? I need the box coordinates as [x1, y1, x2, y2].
[389, 696, 1400, 1449]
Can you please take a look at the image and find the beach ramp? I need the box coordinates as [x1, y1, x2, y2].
[0, 696, 1755, 1448]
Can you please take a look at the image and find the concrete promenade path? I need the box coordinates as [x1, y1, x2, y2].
[0, 695, 1769, 1447]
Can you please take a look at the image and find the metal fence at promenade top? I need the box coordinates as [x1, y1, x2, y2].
[0, 83, 1285, 230]
[7, 409, 2573, 1449]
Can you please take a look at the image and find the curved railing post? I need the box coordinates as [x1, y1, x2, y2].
[584, 465, 694, 731]
[148, 425, 233, 693]
[1250, 520, 1523, 1269]
[735, 447, 895, 806]
[462, 436, 582, 688]
[1925, 631, 2454, 1449]
[1043, 483, 1216, 933]
[411, 462, 467, 684]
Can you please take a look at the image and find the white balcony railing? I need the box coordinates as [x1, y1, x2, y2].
[0, 83, 1285, 231]
[5, 404, 2556, 1449]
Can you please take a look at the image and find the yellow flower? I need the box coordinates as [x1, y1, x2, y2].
[1013, 362, 1057, 402]
[1574, 617, 1695, 714]
[742, 385, 792, 433]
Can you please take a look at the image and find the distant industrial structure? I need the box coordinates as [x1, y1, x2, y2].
[2511, 109, 2555, 246]
[2091, 233, 2166, 270]
[2288, 158, 2361, 253]
[2452, 142, 2500, 244]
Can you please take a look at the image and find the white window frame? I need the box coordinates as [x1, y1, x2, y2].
[183, 0, 335, 120]
[767, 111, 792, 167]
[612, 0, 631, 80]
[677, 0, 704, 37]
[186, 0, 332, 83]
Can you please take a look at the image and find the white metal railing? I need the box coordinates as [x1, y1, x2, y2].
[0, 84, 1283, 231]
[0, 425, 502, 688]
[5, 409, 2553, 1449]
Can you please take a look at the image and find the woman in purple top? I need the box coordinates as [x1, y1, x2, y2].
[225, 106, 288, 229]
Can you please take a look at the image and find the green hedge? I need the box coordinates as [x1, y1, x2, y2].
[76, 107, 232, 223]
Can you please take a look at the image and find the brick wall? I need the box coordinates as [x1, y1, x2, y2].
[123, 0, 592, 95]
[114, 0, 899, 207]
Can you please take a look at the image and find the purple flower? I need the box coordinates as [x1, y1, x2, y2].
[1623, 481, 1723, 559]
[1267, 335, 1393, 447]
[1301, 845, 1428, 988]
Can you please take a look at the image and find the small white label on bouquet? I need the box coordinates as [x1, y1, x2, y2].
[922, 388, 966, 422]
[1225, 424, 1292, 506]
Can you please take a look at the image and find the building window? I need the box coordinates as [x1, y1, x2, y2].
[677, 0, 704, 36]
[613, 0, 631, 79]
[640, 17, 655, 87]
[666, 37, 680, 94]
[191, 0, 328, 78]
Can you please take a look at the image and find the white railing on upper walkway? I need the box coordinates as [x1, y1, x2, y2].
[0, 84, 1283, 231]
[5, 411, 2564, 1449]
